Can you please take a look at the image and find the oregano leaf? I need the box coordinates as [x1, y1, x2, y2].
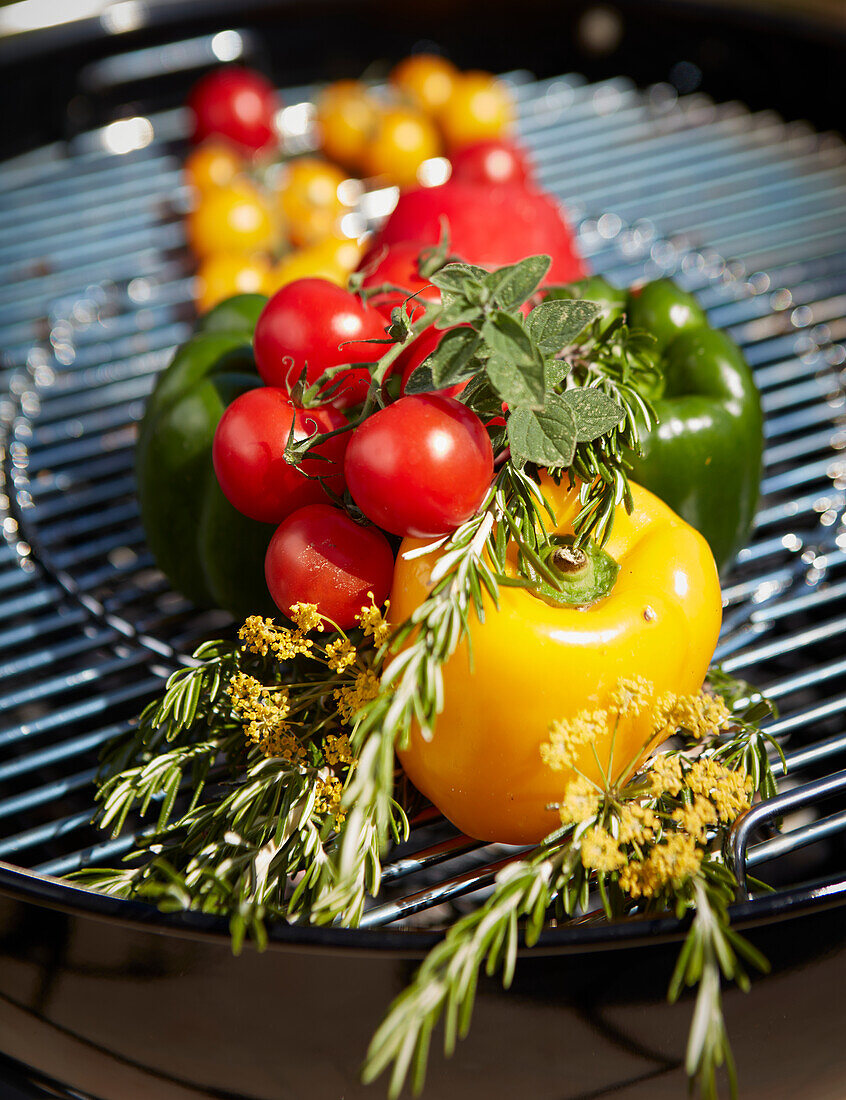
[507, 395, 578, 467]
[458, 374, 503, 418]
[486, 354, 546, 409]
[430, 262, 489, 296]
[524, 299, 601, 355]
[482, 312, 546, 408]
[544, 358, 570, 390]
[560, 388, 625, 441]
[484, 255, 551, 311]
[424, 328, 483, 388]
[404, 364, 437, 394]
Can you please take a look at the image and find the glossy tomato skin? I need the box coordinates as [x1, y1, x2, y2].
[360, 240, 441, 322]
[372, 180, 586, 286]
[449, 138, 533, 187]
[265, 504, 394, 627]
[344, 394, 493, 537]
[253, 279, 386, 409]
[212, 388, 348, 524]
[188, 67, 279, 154]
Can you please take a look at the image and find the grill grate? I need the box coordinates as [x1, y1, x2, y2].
[1, 71, 845, 930]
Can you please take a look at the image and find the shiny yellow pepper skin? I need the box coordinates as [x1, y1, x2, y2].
[391, 476, 722, 845]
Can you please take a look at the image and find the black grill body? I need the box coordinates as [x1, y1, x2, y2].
[1, 4, 846, 1097]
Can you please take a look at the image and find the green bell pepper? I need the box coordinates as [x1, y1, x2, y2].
[136, 294, 277, 619]
[567, 277, 763, 570]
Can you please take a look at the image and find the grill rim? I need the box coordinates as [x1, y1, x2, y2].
[1, 859, 844, 953]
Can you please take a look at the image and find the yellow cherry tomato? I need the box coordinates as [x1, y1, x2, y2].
[187, 179, 279, 258]
[312, 233, 365, 273]
[278, 157, 349, 248]
[265, 239, 351, 294]
[390, 54, 459, 115]
[392, 476, 722, 845]
[317, 80, 379, 173]
[195, 252, 271, 314]
[184, 140, 245, 195]
[361, 106, 442, 188]
[438, 71, 514, 150]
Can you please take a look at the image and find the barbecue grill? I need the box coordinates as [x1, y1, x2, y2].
[1, 3, 846, 1098]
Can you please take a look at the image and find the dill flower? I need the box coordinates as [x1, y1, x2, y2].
[238, 616, 313, 660]
[558, 776, 601, 826]
[227, 673, 299, 759]
[672, 795, 718, 841]
[644, 752, 685, 797]
[356, 592, 391, 646]
[618, 833, 703, 898]
[580, 825, 626, 872]
[334, 669, 381, 724]
[665, 691, 733, 740]
[541, 709, 609, 771]
[288, 602, 325, 633]
[324, 732, 355, 766]
[688, 758, 752, 821]
[314, 774, 346, 826]
[616, 801, 658, 845]
[609, 676, 654, 719]
[325, 637, 357, 673]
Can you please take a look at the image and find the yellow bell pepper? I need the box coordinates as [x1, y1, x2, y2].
[391, 476, 722, 844]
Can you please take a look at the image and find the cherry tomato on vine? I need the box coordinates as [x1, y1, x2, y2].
[253, 278, 386, 408]
[449, 138, 533, 187]
[317, 80, 379, 173]
[265, 503, 394, 627]
[195, 252, 271, 314]
[187, 179, 279, 258]
[184, 140, 245, 194]
[360, 240, 441, 322]
[278, 157, 349, 248]
[437, 72, 514, 150]
[361, 107, 442, 188]
[344, 394, 493, 537]
[390, 54, 458, 115]
[188, 67, 280, 155]
[212, 388, 348, 524]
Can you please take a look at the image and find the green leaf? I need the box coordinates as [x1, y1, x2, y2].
[459, 374, 504, 418]
[484, 255, 551, 311]
[430, 262, 488, 296]
[437, 297, 486, 327]
[559, 388, 625, 441]
[544, 358, 570, 390]
[507, 394, 577, 467]
[423, 328, 483, 388]
[404, 363, 436, 394]
[482, 313, 546, 408]
[524, 299, 601, 355]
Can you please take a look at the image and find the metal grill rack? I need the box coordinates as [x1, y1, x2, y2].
[1, 71, 846, 932]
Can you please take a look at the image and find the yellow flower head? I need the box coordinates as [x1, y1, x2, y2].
[616, 801, 658, 845]
[644, 753, 685, 797]
[325, 637, 357, 673]
[238, 616, 313, 660]
[558, 776, 601, 826]
[227, 673, 299, 759]
[672, 795, 718, 841]
[609, 676, 654, 720]
[356, 592, 391, 647]
[687, 758, 752, 822]
[323, 732, 355, 767]
[580, 825, 626, 872]
[334, 668, 381, 724]
[288, 602, 325, 634]
[541, 709, 609, 772]
[314, 774, 346, 826]
[662, 691, 733, 740]
[618, 833, 702, 898]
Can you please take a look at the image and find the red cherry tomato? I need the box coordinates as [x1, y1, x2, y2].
[344, 394, 493, 537]
[360, 240, 442, 323]
[188, 66, 279, 154]
[253, 278, 386, 409]
[265, 504, 394, 627]
[212, 388, 348, 524]
[449, 139, 534, 187]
